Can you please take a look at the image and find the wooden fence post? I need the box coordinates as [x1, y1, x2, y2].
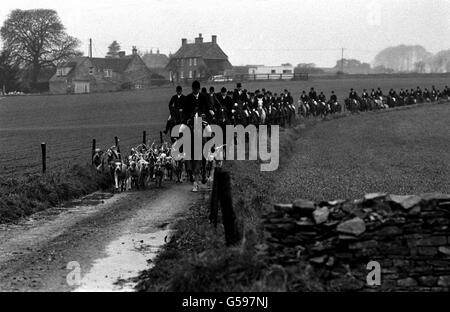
[91, 139, 96, 165]
[143, 131, 147, 145]
[218, 170, 241, 246]
[209, 167, 221, 227]
[41, 142, 46, 174]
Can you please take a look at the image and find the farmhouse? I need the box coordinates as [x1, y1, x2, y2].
[166, 34, 232, 82]
[49, 47, 152, 94]
[142, 49, 171, 82]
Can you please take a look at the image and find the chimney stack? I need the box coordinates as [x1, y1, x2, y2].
[132, 46, 137, 55]
[157, 48, 160, 54]
[181, 38, 187, 46]
[195, 33, 203, 44]
[212, 35, 217, 44]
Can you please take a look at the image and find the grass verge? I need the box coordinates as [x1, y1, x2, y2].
[0, 164, 112, 224]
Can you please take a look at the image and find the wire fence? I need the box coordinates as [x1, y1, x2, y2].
[0, 129, 165, 178]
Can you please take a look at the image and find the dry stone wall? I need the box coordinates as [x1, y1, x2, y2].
[262, 193, 450, 291]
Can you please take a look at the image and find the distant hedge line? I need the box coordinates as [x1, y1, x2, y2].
[0, 165, 112, 224]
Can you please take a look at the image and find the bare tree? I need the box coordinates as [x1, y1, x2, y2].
[0, 9, 81, 89]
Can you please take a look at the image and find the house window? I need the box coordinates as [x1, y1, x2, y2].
[180, 71, 184, 79]
[189, 58, 192, 66]
[189, 70, 192, 78]
[271, 69, 276, 74]
[193, 58, 197, 66]
[282, 70, 292, 74]
[181, 59, 184, 66]
[57, 68, 62, 77]
[104, 69, 112, 77]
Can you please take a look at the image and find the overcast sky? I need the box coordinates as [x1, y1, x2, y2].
[1, 0, 449, 67]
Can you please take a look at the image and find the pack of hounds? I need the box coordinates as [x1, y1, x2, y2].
[92, 141, 225, 192]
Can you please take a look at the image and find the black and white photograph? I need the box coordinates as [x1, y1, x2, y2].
[0, 0, 449, 303]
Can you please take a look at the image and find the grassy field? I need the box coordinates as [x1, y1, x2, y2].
[272, 102, 450, 202]
[1, 75, 450, 177]
[137, 101, 450, 291]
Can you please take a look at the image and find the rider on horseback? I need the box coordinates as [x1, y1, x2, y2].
[361, 89, 369, 99]
[389, 88, 396, 98]
[330, 91, 337, 103]
[309, 88, 318, 101]
[376, 88, 383, 97]
[183, 80, 214, 192]
[431, 85, 438, 100]
[423, 88, 430, 100]
[164, 85, 185, 135]
[349, 88, 358, 100]
[318, 91, 326, 102]
[300, 91, 309, 103]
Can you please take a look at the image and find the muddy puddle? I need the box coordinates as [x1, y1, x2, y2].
[73, 229, 172, 292]
[62, 192, 114, 208]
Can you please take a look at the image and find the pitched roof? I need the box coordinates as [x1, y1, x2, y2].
[172, 42, 229, 60]
[59, 56, 135, 74]
[142, 53, 169, 68]
[60, 57, 86, 66]
[89, 56, 135, 73]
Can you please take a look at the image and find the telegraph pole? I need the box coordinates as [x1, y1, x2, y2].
[341, 48, 344, 73]
[89, 38, 92, 58]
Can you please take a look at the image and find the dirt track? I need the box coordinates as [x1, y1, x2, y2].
[0, 183, 200, 291]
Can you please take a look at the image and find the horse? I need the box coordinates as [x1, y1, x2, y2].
[298, 100, 310, 118]
[315, 100, 328, 117]
[327, 100, 341, 114]
[257, 98, 267, 125]
[308, 99, 318, 117]
[345, 98, 360, 114]
[286, 103, 296, 124]
[386, 96, 399, 108]
[372, 96, 386, 109]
